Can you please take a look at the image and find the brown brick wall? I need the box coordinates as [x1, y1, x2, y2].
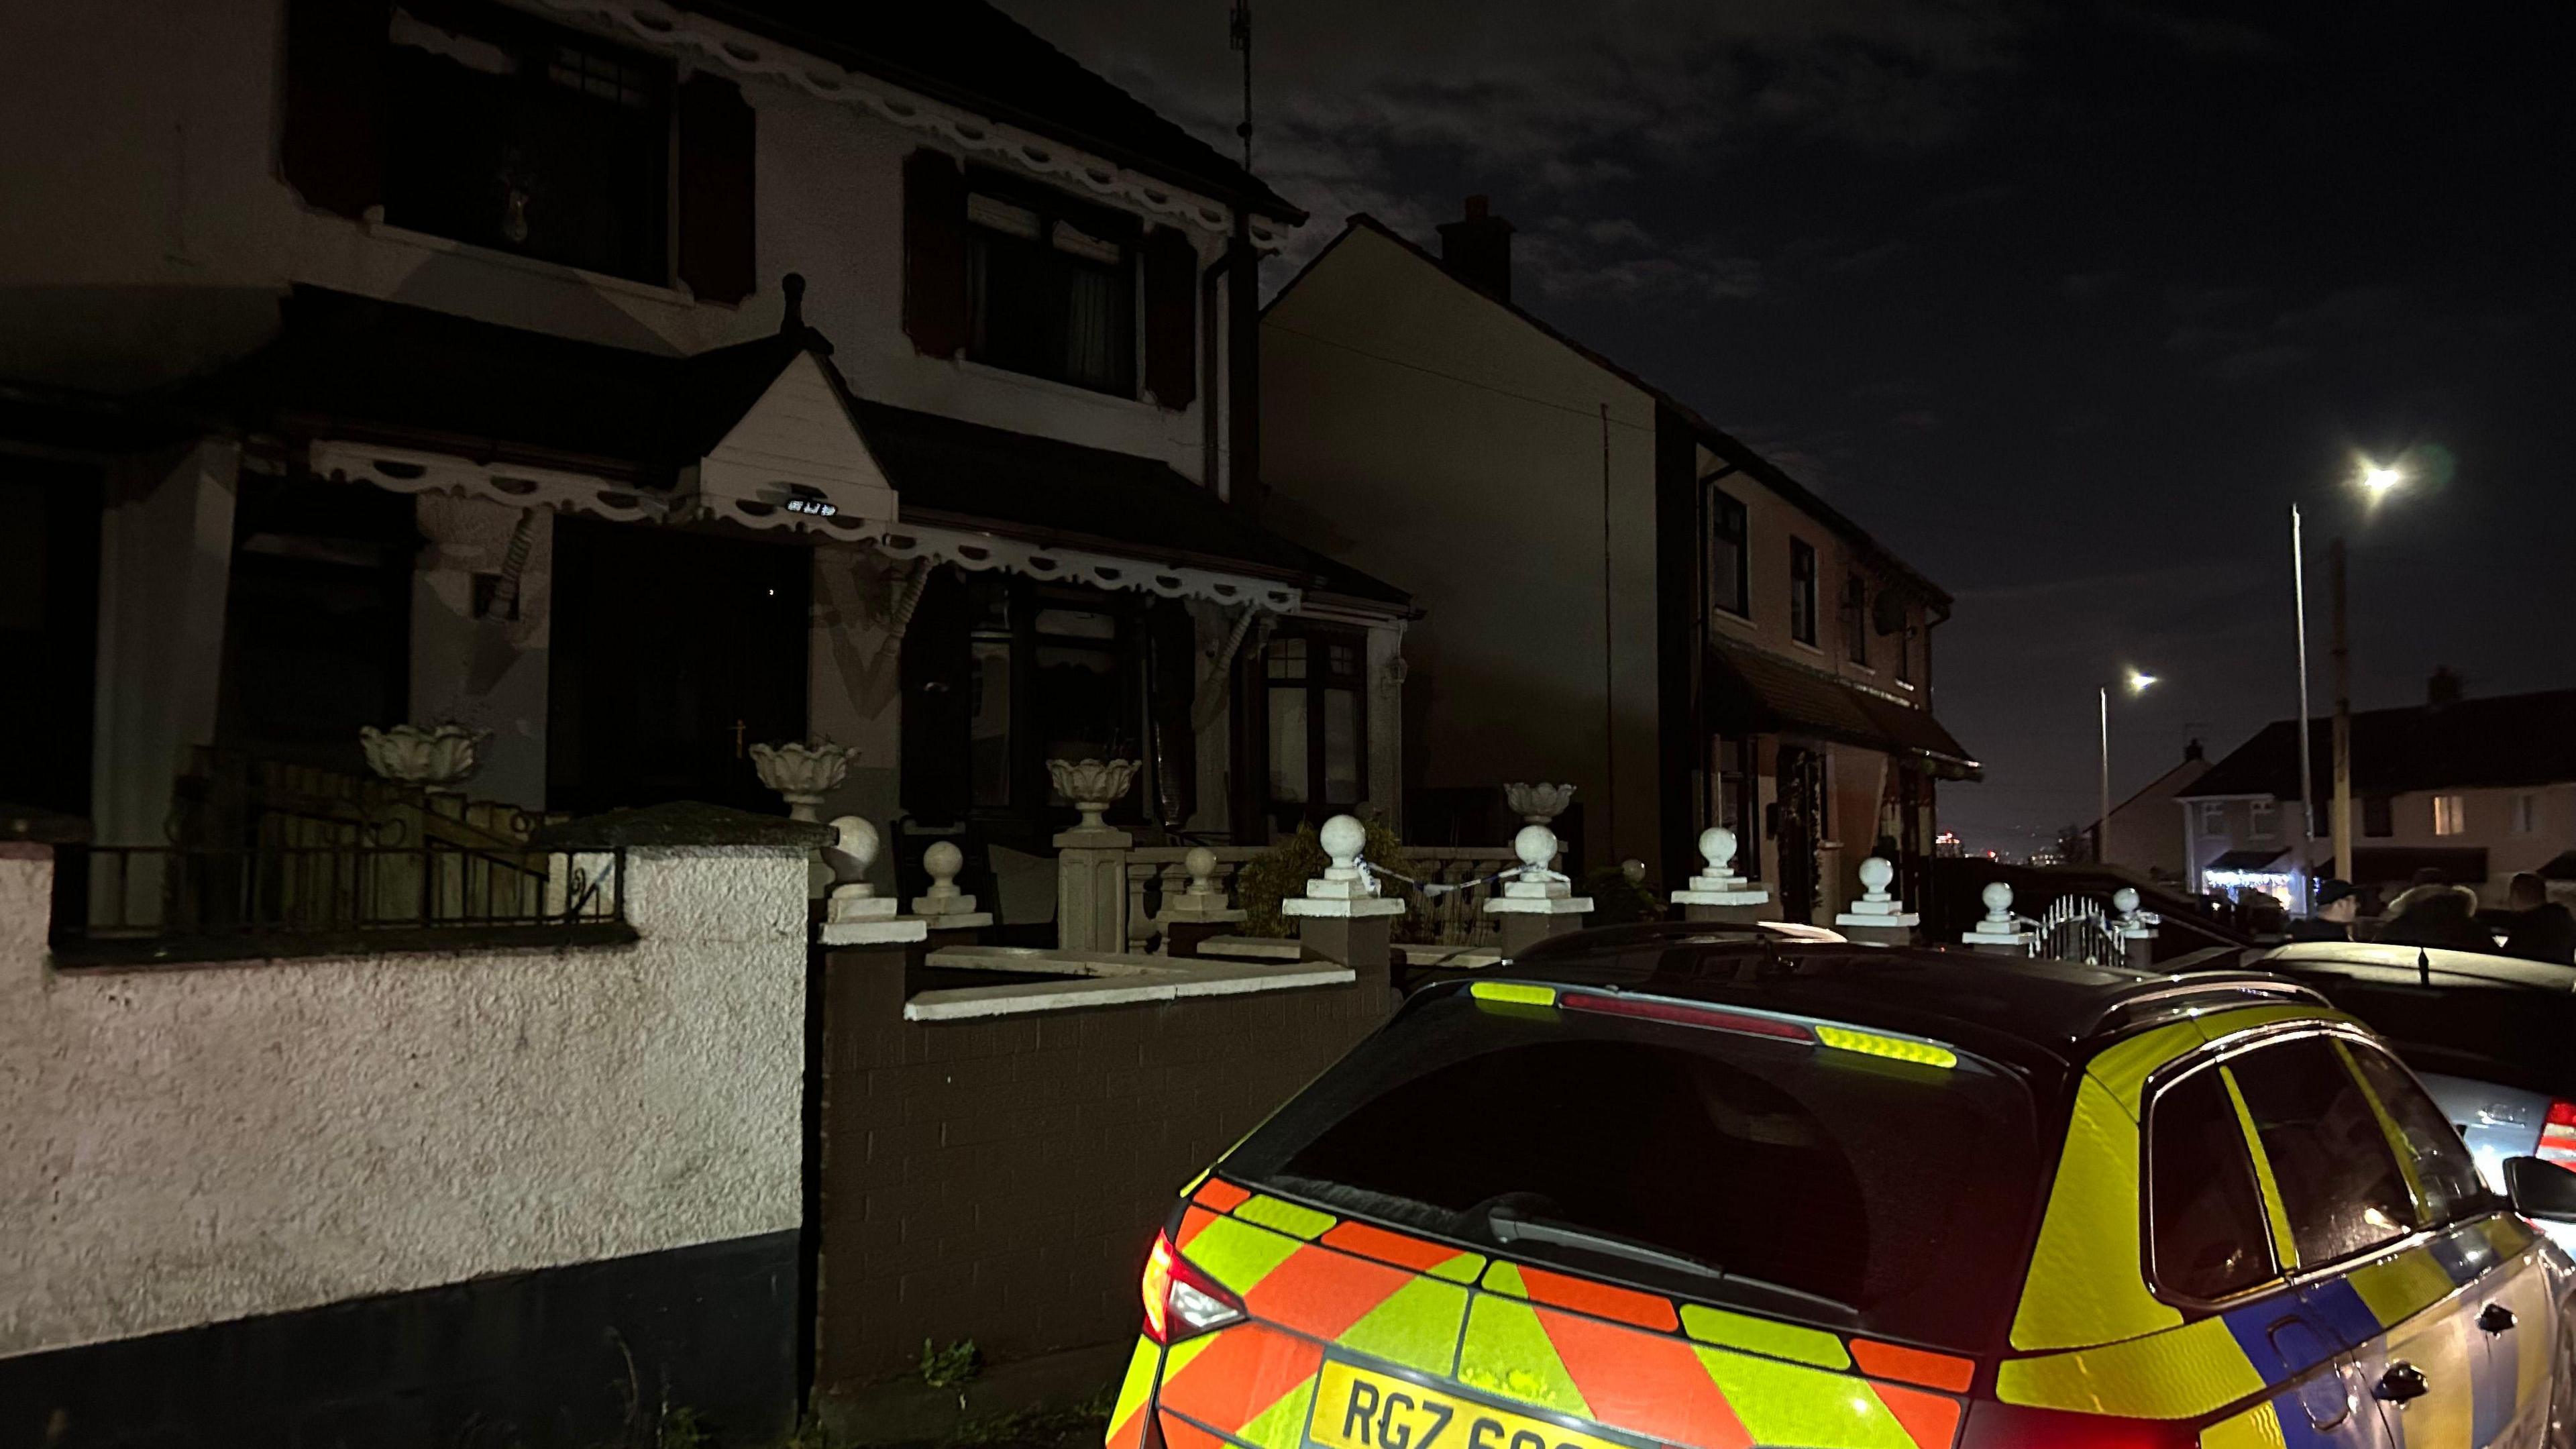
[812, 951, 1394, 1393]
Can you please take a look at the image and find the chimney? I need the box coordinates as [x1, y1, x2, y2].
[1436, 195, 1514, 303]
[2184, 738, 2205, 762]
[2427, 667, 2463, 708]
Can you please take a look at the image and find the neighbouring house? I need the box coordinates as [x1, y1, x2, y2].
[2090, 739, 2210, 881]
[1260, 201, 1978, 918]
[0, 0, 1403, 1436]
[2176, 671, 2576, 907]
[0, 0, 1407, 907]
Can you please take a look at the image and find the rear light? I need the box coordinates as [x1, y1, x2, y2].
[2541, 1101, 2576, 1173]
[1141, 1230, 1247, 1344]
[1959, 1399, 2198, 1449]
[1562, 991, 1813, 1041]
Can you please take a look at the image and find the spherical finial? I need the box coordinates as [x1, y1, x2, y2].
[1183, 845, 1218, 890]
[1319, 814, 1366, 867]
[1858, 856, 1894, 895]
[1980, 879, 2012, 914]
[1699, 826, 1736, 871]
[1621, 859, 1646, 885]
[924, 840, 963, 882]
[2112, 886, 2140, 914]
[824, 814, 880, 887]
[1514, 824, 1558, 871]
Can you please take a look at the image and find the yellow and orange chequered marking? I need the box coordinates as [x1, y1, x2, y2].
[1142, 1178, 1968, 1449]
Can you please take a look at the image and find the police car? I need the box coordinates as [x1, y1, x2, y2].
[1106, 928, 2576, 1449]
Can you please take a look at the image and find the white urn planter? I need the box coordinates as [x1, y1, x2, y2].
[1047, 757, 1139, 828]
[1503, 782, 1576, 826]
[358, 723, 488, 794]
[750, 740, 855, 822]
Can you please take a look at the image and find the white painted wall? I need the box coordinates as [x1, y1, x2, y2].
[0, 0, 1234, 482]
[0, 841, 806, 1360]
[1263, 225, 1664, 865]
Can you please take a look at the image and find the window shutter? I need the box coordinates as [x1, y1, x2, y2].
[280, 0, 388, 219]
[1142, 228, 1199, 410]
[677, 72, 757, 305]
[902, 149, 969, 358]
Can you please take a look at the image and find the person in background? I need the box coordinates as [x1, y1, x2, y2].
[2377, 868, 2494, 953]
[2290, 879, 2359, 942]
[2500, 871, 2576, 965]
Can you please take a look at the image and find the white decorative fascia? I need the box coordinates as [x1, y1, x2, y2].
[310, 439, 663, 523]
[876, 523, 1303, 612]
[537, 0, 1279, 244]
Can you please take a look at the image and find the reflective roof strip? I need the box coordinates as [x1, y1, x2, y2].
[2219, 1066, 2300, 1271]
[1814, 1024, 1957, 1070]
[1848, 1340, 1976, 1393]
[1470, 981, 1557, 1007]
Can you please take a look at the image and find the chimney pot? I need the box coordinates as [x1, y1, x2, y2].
[2184, 738, 2205, 762]
[1436, 196, 1515, 303]
[2428, 667, 2463, 707]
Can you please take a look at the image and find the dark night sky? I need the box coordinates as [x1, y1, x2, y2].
[1006, 0, 2576, 855]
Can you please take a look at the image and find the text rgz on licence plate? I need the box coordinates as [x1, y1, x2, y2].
[1305, 1361, 1627, 1449]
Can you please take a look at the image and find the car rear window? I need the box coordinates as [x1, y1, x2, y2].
[1222, 986, 2043, 1351]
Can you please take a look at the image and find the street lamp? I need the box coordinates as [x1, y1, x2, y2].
[2290, 455, 2410, 898]
[2099, 669, 2157, 865]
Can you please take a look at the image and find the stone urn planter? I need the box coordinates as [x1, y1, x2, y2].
[359, 723, 488, 795]
[1046, 757, 1139, 828]
[1503, 781, 1576, 825]
[749, 739, 856, 822]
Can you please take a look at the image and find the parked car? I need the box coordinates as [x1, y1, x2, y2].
[2238, 941, 2576, 1246]
[1104, 928, 2576, 1449]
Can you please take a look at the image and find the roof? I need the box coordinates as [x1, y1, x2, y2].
[186, 288, 1405, 606]
[1483, 925, 2327, 1077]
[692, 1, 1301, 223]
[1703, 637, 1980, 779]
[2179, 688, 2576, 800]
[1267, 215, 1949, 609]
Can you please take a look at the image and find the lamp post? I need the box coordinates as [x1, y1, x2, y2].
[2292, 458, 2408, 893]
[2098, 669, 2157, 865]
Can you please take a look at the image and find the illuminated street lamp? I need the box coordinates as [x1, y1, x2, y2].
[2289, 454, 2411, 897]
[2098, 669, 2157, 865]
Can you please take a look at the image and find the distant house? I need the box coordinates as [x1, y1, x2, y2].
[2092, 741, 2210, 882]
[1261, 200, 1977, 918]
[2177, 672, 2576, 905]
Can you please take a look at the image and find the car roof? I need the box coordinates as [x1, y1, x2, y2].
[1490, 923, 2333, 1081]
[2255, 941, 2576, 992]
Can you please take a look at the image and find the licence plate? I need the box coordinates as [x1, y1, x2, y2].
[1306, 1360, 1628, 1449]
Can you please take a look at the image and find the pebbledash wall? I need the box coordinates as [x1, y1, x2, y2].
[812, 949, 1397, 1395]
[0, 834, 810, 1448]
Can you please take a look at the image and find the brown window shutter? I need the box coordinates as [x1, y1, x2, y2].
[902, 149, 968, 358]
[677, 72, 758, 305]
[1142, 228, 1199, 410]
[280, 0, 389, 219]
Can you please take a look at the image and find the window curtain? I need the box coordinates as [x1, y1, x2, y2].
[1063, 266, 1120, 390]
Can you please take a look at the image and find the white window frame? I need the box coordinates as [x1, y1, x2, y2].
[2198, 801, 2226, 837]
[2247, 800, 2277, 840]
[2432, 794, 2467, 837]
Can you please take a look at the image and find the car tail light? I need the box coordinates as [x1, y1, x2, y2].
[1141, 1230, 1247, 1344]
[1561, 991, 1815, 1041]
[2540, 1101, 2576, 1173]
[1958, 1399, 2198, 1449]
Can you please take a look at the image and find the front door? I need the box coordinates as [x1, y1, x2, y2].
[1774, 745, 1823, 921]
[547, 516, 810, 816]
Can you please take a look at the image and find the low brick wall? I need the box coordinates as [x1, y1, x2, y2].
[814, 948, 1394, 1393]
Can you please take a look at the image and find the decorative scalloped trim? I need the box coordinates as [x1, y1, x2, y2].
[309, 439, 665, 524]
[537, 0, 1276, 243]
[876, 524, 1301, 612]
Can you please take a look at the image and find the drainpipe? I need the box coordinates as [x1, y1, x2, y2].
[1228, 209, 1263, 515]
[1202, 240, 1234, 498]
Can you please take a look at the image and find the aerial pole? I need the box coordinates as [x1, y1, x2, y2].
[1230, 0, 1252, 170]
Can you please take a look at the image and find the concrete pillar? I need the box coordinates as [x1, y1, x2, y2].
[2115, 887, 2159, 968]
[1050, 760, 1138, 953]
[1961, 881, 2037, 957]
[1285, 815, 1403, 970]
[1672, 826, 1776, 925]
[1833, 855, 1919, 947]
[1152, 846, 1244, 959]
[818, 816, 928, 949]
[1483, 824, 1592, 954]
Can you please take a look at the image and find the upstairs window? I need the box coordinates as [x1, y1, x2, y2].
[2432, 794, 2467, 837]
[2247, 800, 2277, 840]
[1707, 486, 1748, 618]
[1789, 539, 1818, 647]
[2198, 801, 2226, 837]
[1841, 574, 1869, 667]
[382, 1, 673, 284]
[966, 186, 1138, 396]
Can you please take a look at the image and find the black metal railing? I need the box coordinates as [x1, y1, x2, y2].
[49, 841, 629, 965]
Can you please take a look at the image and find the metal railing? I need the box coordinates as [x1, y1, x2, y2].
[50, 841, 627, 963]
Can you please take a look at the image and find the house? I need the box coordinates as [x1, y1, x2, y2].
[2176, 671, 2576, 906]
[2092, 739, 2211, 881]
[1260, 201, 1977, 918]
[0, 0, 1411, 896]
[0, 0, 1406, 1434]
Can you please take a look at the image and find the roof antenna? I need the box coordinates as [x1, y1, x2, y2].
[780, 272, 806, 337]
[1229, 0, 1252, 170]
